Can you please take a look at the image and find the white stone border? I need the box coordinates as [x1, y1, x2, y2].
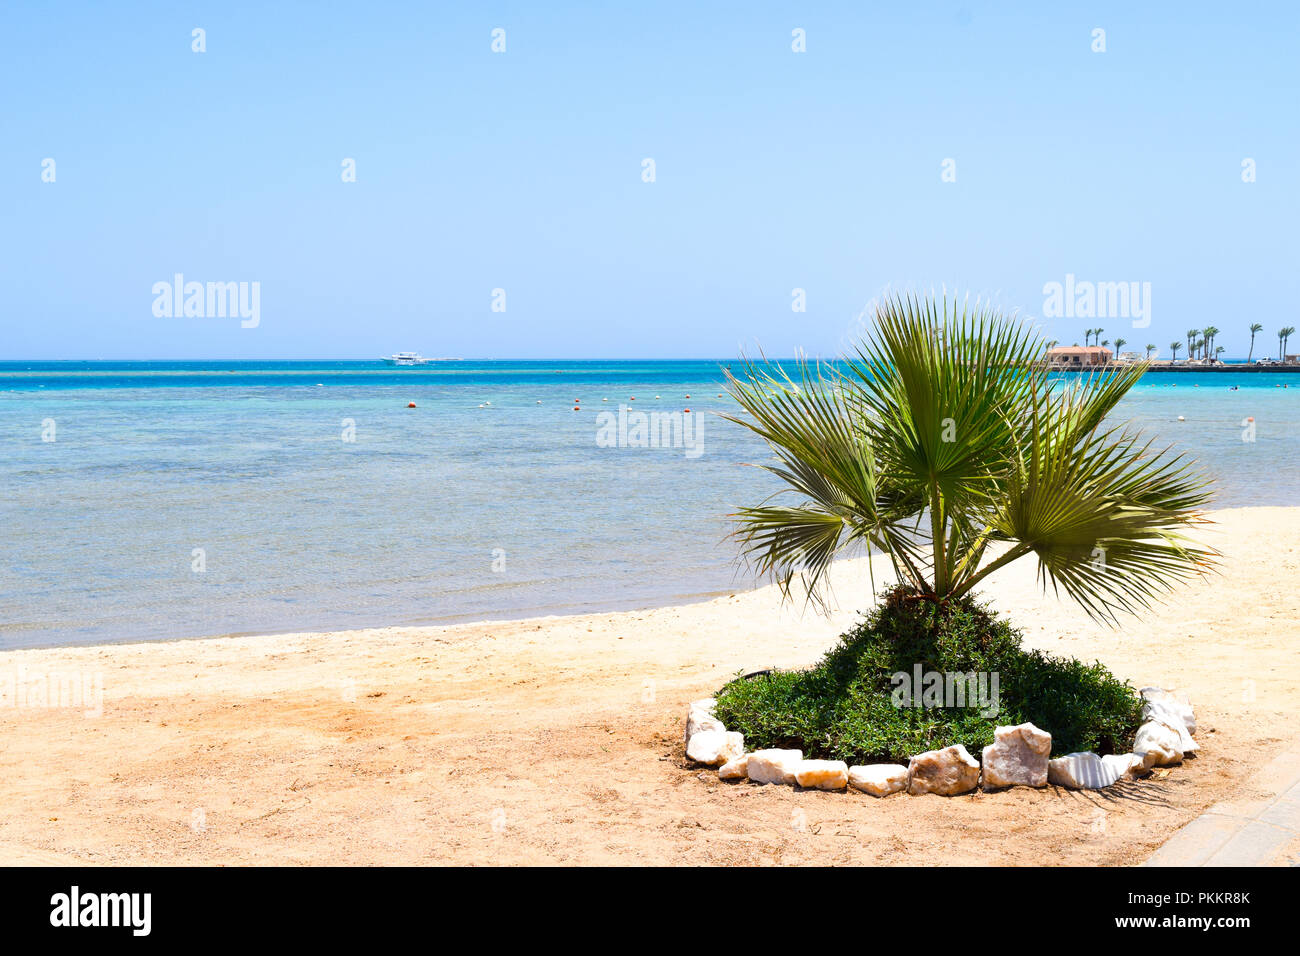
[684, 687, 1199, 795]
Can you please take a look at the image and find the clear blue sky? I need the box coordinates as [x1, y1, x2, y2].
[2, 1, 1296, 359]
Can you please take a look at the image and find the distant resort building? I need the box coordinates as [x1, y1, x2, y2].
[1044, 345, 1113, 368]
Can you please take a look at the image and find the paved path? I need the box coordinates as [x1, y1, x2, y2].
[1144, 738, 1300, 866]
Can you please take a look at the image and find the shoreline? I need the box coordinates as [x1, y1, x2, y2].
[1049, 363, 1300, 373]
[2, 504, 1297, 865]
[1, 583, 748, 655]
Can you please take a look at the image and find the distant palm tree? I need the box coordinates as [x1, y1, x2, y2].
[1186, 329, 1198, 356]
[1204, 326, 1220, 361]
[1248, 323, 1263, 362]
[1095, 327, 1105, 349]
[1170, 341, 1182, 362]
[1101, 339, 1111, 349]
[1281, 326, 1296, 361]
[1215, 346, 1226, 362]
[1146, 343, 1157, 359]
[1200, 327, 1213, 360]
[1191, 339, 1202, 361]
[1114, 337, 1127, 355]
[1082, 328, 1093, 346]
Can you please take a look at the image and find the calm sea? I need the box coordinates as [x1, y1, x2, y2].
[2, 360, 1297, 649]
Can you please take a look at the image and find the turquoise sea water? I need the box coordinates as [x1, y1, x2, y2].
[2, 360, 1298, 649]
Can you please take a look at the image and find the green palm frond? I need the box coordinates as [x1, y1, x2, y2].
[726, 292, 1215, 624]
[722, 356, 914, 607]
[976, 377, 1216, 621]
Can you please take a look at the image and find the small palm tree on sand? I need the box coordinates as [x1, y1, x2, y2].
[725, 293, 1216, 624]
[1170, 341, 1181, 362]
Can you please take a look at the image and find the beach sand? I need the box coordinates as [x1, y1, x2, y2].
[1, 506, 1297, 866]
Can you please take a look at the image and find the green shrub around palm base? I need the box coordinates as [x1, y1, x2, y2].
[713, 587, 1143, 765]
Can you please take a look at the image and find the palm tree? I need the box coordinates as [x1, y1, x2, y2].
[1170, 341, 1182, 362]
[1215, 346, 1226, 362]
[1095, 328, 1105, 349]
[1200, 327, 1213, 360]
[726, 293, 1215, 625]
[1114, 337, 1127, 356]
[1186, 329, 1198, 356]
[1191, 339, 1202, 362]
[1145, 343, 1156, 360]
[1281, 326, 1296, 361]
[1204, 326, 1220, 361]
[1248, 323, 1263, 362]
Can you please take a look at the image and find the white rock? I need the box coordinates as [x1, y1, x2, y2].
[718, 754, 749, 780]
[747, 749, 803, 785]
[980, 722, 1051, 790]
[684, 707, 725, 745]
[686, 730, 744, 766]
[691, 698, 718, 717]
[907, 744, 981, 796]
[1140, 687, 1195, 735]
[1134, 721, 1185, 766]
[1047, 752, 1125, 789]
[1140, 701, 1199, 753]
[793, 760, 849, 790]
[1101, 752, 1151, 781]
[848, 764, 909, 797]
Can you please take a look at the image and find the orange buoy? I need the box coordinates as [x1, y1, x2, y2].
[684, 408, 691, 413]
[685, 394, 691, 398]
[573, 406, 579, 411]
[407, 402, 417, 408]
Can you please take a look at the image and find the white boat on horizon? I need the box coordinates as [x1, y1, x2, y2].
[381, 352, 431, 366]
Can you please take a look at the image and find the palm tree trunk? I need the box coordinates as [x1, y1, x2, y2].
[930, 481, 948, 595]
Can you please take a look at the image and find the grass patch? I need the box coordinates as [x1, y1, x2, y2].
[713, 587, 1143, 764]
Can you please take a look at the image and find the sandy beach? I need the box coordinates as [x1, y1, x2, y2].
[1, 505, 1296, 866]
